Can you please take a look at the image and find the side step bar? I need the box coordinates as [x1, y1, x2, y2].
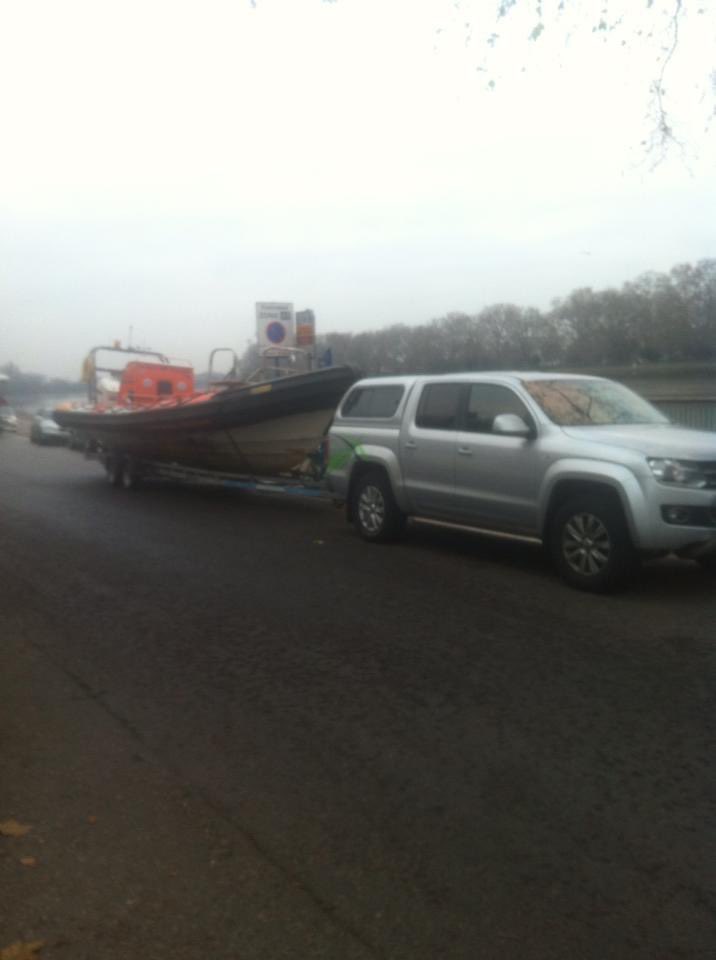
[411, 516, 542, 546]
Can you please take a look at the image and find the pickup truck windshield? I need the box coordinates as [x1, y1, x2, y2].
[522, 379, 668, 427]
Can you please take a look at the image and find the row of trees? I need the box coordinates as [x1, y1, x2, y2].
[0, 363, 83, 397]
[312, 260, 716, 376]
[4, 260, 714, 388]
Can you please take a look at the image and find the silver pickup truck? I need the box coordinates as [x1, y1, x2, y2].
[325, 372, 716, 591]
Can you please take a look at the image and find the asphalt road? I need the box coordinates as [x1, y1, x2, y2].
[1, 433, 715, 959]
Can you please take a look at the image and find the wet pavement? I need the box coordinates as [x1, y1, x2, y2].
[1, 433, 715, 959]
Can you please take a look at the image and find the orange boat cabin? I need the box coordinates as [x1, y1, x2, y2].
[118, 362, 195, 407]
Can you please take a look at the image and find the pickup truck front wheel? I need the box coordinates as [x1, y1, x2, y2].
[352, 471, 405, 543]
[550, 495, 637, 592]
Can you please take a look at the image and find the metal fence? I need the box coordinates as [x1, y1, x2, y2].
[655, 400, 716, 432]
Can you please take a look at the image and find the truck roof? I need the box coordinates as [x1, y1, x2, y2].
[351, 371, 605, 388]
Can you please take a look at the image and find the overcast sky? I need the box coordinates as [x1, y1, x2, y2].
[1, 0, 714, 379]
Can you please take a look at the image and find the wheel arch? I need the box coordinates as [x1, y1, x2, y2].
[346, 460, 391, 522]
[540, 466, 642, 548]
[345, 447, 406, 521]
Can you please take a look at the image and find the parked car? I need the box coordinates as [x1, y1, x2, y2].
[30, 410, 70, 445]
[326, 372, 716, 591]
[0, 405, 18, 431]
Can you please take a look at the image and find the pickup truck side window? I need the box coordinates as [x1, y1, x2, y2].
[341, 385, 404, 418]
[415, 383, 462, 430]
[465, 384, 532, 433]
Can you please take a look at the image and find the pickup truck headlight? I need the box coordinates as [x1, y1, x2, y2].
[647, 458, 708, 488]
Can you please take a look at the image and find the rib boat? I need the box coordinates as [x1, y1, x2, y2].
[54, 346, 359, 476]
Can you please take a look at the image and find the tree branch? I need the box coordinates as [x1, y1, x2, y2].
[648, 0, 685, 161]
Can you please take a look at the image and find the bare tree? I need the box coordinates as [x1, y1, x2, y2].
[452, 2, 712, 156]
[249, 1, 715, 161]
[299, 258, 716, 375]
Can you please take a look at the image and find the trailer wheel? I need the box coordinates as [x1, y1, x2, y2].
[120, 458, 142, 490]
[351, 470, 405, 543]
[105, 455, 123, 486]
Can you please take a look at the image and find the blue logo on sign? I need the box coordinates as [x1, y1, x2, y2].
[267, 321, 286, 344]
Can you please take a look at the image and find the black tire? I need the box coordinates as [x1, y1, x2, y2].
[105, 455, 123, 486]
[549, 494, 637, 592]
[351, 470, 405, 543]
[697, 553, 716, 572]
[120, 458, 142, 490]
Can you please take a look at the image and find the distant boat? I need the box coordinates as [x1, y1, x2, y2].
[54, 346, 359, 476]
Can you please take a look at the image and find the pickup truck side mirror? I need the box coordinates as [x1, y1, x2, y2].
[492, 413, 533, 438]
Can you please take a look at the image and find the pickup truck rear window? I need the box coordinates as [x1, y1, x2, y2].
[415, 383, 462, 430]
[341, 385, 404, 419]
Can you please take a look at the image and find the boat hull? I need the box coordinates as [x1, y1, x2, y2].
[55, 365, 359, 475]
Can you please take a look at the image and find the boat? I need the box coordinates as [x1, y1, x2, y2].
[54, 345, 360, 476]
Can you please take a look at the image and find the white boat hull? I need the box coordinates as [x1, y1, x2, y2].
[85, 408, 334, 475]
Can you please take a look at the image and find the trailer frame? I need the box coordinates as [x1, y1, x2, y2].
[98, 450, 335, 502]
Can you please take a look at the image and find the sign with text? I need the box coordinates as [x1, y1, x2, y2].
[256, 302, 295, 351]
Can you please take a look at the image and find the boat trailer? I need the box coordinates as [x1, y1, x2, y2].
[98, 452, 335, 503]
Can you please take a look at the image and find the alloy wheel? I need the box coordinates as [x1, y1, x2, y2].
[562, 512, 612, 577]
[358, 484, 385, 536]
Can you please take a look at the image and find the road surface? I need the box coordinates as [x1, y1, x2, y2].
[1, 433, 714, 959]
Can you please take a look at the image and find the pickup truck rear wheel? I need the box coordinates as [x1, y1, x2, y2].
[550, 495, 637, 592]
[352, 471, 405, 543]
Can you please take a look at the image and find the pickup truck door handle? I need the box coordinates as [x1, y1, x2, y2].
[405, 440, 417, 450]
[457, 446, 472, 456]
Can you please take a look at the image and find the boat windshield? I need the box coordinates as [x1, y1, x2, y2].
[522, 378, 668, 427]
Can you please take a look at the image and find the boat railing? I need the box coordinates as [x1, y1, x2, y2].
[207, 347, 240, 387]
[245, 346, 314, 382]
[84, 345, 172, 403]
